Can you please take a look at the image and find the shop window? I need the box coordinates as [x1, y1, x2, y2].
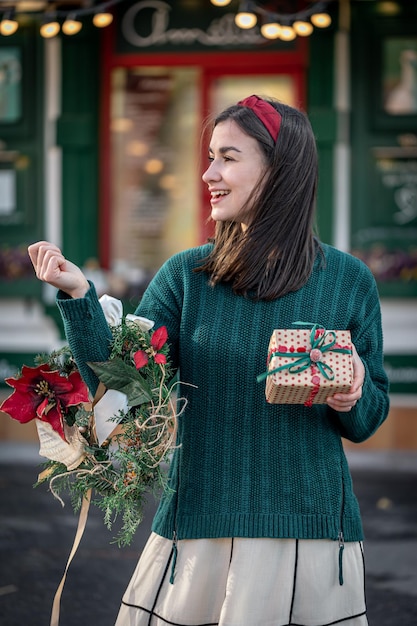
[109, 66, 298, 300]
[210, 75, 297, 112]
[110, 66, 199, 297]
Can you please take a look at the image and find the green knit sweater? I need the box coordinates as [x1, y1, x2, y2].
[57, 243, 389, 543]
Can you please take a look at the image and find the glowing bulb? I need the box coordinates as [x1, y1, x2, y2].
[279, 25, 296, 41]
[111, 118, 134, 133]
[210, 0, 232, 5]
[159, 174, 176, 190]
[235, 12, 257, 29]
[62, 16, 82, 35]
[40, 20, 60, 38]
[145, 158, 164, 175]
[0, 18, 18, 36]
[93, 12, 113, 28]
[311, 13, 331, 28]
[260, 22, 281, 39]
[293, 20, 313, 36]
[126, 140, 149, 156]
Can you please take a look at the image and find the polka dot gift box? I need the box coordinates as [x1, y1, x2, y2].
[257, 323, 353, 406]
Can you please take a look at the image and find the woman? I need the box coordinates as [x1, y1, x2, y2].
[28, 95, 389, 626]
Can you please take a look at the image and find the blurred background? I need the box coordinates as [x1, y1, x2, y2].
[0, 1, 416, 624]
[0, 0, 416, 452]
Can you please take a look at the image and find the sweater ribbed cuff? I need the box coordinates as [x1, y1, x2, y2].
[56, 281, 101, 323]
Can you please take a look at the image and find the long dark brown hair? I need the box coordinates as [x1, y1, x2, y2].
[196, 97, 321, 301]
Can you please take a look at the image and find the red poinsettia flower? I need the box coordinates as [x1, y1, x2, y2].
[133, 350, 149, 369]
[133, 325, 168, 370]
[1, 364, 89, 441]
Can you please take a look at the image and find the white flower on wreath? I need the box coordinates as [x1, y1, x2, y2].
[99, 294, 155, 331]
[95, 294, 155, 445]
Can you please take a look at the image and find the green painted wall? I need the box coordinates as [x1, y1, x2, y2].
[57, 25, 100, 269]
[308, 24, 337, 246]
[350, 0, 417, 299]
[0, 22, 44, 297]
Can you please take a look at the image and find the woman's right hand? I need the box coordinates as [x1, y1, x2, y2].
[28, 241, 90, 299]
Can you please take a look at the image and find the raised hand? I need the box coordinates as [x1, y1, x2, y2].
[28, 241, 90, 299]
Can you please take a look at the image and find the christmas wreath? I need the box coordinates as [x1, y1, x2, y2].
[1, 295, 182, 547]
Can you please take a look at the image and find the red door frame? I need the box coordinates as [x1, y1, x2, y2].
[99, 26, 308, 267]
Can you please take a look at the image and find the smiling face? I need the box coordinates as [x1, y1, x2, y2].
[202, 119, 268, 229]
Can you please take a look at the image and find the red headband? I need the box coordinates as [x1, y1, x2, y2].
[237, 95, 282, 142]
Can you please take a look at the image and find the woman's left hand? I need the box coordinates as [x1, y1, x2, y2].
[326, 344, 365, 412]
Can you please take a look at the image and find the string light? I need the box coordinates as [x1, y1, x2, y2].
[92, 12, 113, 28]
[0, 11, 18, 36]
[232, 0, 333, 40]
[0, 0, 332, 39]
[293, 20, 314, 36]
[0, 0, 123, 37]
[62, 14, 82, 36]
[311, 12, 332, 28]
[235, 11, 257, 29]
[260, 21, 281, 40]
[40, 16, 60, 38]
[210, 0, 232, 6]
[279, 25, 296, 41]
[235, 1, 257, 29]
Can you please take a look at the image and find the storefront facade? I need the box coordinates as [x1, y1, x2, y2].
[0, 0, 416, 447]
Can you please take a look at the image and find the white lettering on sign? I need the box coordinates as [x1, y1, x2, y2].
[121, 0, 264, 48]
[384, 362, 417, 384]
[352, 225, 417, 245]
[377, 159, 417, 225]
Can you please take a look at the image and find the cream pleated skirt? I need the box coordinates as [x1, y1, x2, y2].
[115, 532, 368, 626]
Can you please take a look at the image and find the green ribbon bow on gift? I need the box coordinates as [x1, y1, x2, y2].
[256, 321, 352, 383]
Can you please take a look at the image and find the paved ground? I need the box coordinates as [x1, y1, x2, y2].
[0, 444, 416, 626]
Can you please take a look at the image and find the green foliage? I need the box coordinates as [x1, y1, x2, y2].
[87, 359, 152, 406]
[33, 316, 177, 547]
